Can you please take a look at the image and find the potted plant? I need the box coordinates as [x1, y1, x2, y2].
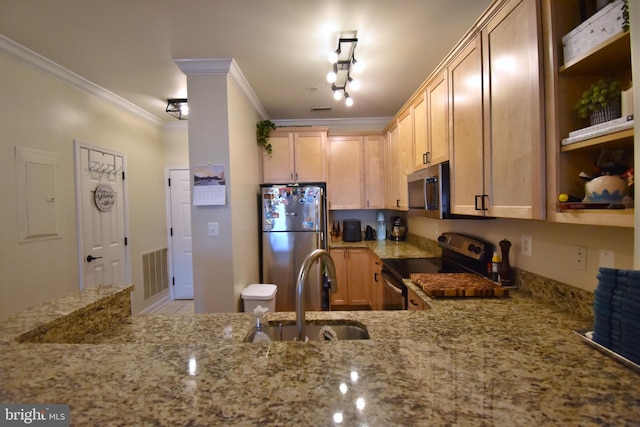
[574, 78, 621, 125]
[256, 120, 277, 155]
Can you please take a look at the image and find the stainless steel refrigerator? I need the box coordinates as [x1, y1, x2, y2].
[260, 183, 327, 312]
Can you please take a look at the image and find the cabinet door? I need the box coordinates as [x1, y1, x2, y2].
[427, 70, 449, 165]
[407, 287, 425, 310]
[370, 253, 383, 310]
[386, 125, 401, 209]
[346, 248, 371, 306]
[449, 35, 485, 216]
[395, 110, 413, 210]
[327, 136, 364, 210]
[294, 131, 327, 183]
[482, 0, 544, 219]
[364, 135, 386, 209]
[262, 133, 294, 183]
[329, 249, 348, 306]
[412, 93, 428, 170]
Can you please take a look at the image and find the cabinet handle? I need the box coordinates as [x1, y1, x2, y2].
[423, 152, 431, 164]
[474, 195, 489, 211]
[409, 299, 419, 307]
[374, 272, 378, 282]
[290, 173, 294, 181]
[482, 194, 489, 211]
[396, 199, 400, 208]
[295, 172, 298, 181]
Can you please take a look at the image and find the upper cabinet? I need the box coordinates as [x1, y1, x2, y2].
[363, 134, 386, 209]
[261, 128, 328, 184]
[413, 71, 450, 170]
[426, 71, 450, 166]
[386, 110, 413, 210]
[449, 35, 485, 216]
[449, 0, 545, 219]
[327, 135, 365, 210]
[542, 0, 633, 227]
[327, 133, 386, 210]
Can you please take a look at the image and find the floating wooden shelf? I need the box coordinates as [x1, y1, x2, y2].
[560, 128, 634, 152]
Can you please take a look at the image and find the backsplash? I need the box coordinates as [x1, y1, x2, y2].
[408, 232, 594, 322]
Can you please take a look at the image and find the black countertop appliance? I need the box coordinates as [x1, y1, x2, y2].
[342, 219, 362, 242]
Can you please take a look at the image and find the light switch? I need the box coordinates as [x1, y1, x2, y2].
[208, 222, 219, 237]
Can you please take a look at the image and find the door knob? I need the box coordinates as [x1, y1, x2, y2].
[86, 255, 103, 262]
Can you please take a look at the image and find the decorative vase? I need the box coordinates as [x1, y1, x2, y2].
[589, 102, 621, 126]
[498, 239, 514, 286]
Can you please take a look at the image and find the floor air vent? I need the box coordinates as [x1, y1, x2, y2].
[142, 248, 168, 300]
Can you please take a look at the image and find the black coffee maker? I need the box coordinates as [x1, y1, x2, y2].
[388, 216, 406, 241]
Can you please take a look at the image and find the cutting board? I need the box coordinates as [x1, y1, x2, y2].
[409, 273, 509, 298]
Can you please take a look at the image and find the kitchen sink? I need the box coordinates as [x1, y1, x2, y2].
[244, 321, 369, 342]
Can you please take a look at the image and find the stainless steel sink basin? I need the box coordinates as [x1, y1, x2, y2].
[244, 321, 369, 342]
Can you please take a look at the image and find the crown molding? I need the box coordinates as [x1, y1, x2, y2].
[273, 117, 392, 133]
[174, 58, 268, 119]
[0, 34, 162, 126]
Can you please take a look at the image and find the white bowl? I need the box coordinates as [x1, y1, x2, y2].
[585, 175, 629, 202]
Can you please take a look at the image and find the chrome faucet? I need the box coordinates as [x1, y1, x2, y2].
[296, 249, 338, 341]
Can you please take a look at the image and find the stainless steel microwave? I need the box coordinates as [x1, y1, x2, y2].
[407, 162, 452, 219]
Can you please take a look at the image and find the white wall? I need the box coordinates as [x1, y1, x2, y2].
[0, 51, 167, 316]
[228, 82, 262, 311]
[184, 68, 262, 313]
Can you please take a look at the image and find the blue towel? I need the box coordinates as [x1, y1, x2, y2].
[599, 267, 619, 276]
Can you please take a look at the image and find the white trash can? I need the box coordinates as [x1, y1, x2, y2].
[241, 284, 277, 313]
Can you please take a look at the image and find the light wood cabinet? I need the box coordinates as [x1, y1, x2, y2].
[364, 135, 386, 209]
[329, 248, 371, 308]
[449, 35, 486, 216]
[370, 253, 384, 310]
[449, 0, 545, 219]
[414, 72, 450, 171]
[261, 128, 327, 183]
[327, 135, 364, 210]
[542, 0, 633, 228]
[407, 287, 426, 311]
[412, 92, 428, 170]
[327, 134, 386, 210]
[386, 110, 413, 210]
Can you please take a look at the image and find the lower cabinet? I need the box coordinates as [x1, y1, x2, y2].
[407, 287, 427, 311]
[329, 248, 372, 309]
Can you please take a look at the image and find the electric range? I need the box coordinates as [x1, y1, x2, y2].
[381, 232, 495, 309]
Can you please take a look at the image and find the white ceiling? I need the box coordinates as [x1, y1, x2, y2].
[0, 0, 493, 124]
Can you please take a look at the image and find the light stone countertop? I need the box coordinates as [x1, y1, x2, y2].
[1, 284, 640, 425]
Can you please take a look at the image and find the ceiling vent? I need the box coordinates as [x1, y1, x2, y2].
[311, 107, 332, 112]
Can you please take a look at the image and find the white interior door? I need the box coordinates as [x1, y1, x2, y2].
[169, 169, 193, 299]
[78, 146, 127, 287]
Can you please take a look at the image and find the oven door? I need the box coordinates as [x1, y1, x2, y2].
[381, 269, 407, 310]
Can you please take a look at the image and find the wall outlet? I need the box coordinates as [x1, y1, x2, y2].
[521, 235, 532, 257]
[207, 222, 219, 237]
[574, 246, 587, 271]
[599, 249, 615, 268]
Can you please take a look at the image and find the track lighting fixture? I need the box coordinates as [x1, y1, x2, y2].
[326, 34, 363, 106]
[166, 98, 189, 120]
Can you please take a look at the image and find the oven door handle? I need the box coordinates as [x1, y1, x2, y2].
[382, 273, 404, 295]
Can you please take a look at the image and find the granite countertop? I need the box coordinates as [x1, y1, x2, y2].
[329, 238, 440, 259]
[1, 284, 640, 425]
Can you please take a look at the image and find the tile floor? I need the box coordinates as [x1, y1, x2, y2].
[148, 299, 194, 315]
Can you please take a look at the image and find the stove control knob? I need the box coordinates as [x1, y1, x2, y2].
[438, 235, 447, 242]
[467, 244, 476, 253]
[474, 246, 482, 254]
